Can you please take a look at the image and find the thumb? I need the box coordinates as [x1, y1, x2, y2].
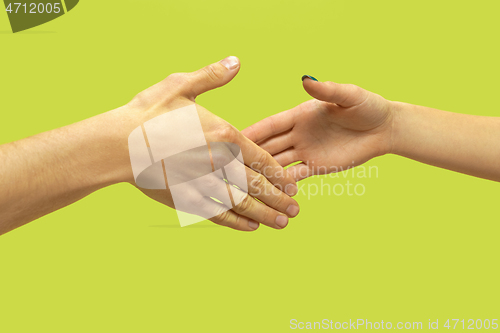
[301, 75, 368, 108]
[187, 56, 240, 98]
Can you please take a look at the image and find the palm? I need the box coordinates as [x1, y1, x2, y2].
[243, 80, 392, 181]
[290, 99, 391, 173]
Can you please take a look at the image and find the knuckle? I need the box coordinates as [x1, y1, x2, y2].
[336, 84, 357, 105]
[203, 65, 224, 83]
[215, 210, 231, 225]
[267, 117, 277, 134]
[259, 202, 274, 224]
[272, 191, 287, 209]
[236, 195, 254, 214]
[250, 174, 266, 191]
[346, 83, 361, 94]
[259, 205, 271, 224]
[217, 124, 238, 142]
[345, 84, 368, 105]
[324, 81, 337, 89]
[203, 175, 219, 189]
[235, 215, 248, 230]
[165, 72, 189, 88]
[253, 152, 270, 171]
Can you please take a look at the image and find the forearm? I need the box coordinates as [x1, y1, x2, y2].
[0, 107, 135, 235]
[391, 101, 500, 181]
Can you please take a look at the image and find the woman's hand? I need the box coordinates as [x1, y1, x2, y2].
[242, 76, 394, 181]
[120, 57, 300, 231]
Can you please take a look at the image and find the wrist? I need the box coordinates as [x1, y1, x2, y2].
[370, 98, 400, 158]
[389, 100, 412, 156]
[90, 106, 139, 186]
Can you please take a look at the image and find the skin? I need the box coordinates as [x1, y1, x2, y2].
[0, 57, 300, 235]
[242, 78, 500, 183]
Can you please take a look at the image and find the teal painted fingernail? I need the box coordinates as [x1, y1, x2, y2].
[301, 75, 318, 82]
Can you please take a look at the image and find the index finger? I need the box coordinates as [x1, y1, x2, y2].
[242, 108, 296, 144]
[237, 134, 298, 196]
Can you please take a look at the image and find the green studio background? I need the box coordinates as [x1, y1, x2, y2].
[1, 0, 499, 332]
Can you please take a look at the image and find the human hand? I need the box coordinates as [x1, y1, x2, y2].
[118, 57, 299, 231]
[242, 76, 394, 181]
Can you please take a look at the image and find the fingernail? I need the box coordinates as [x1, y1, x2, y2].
[302, 75, 318, 82]
[286, 184, 298, 196]
[275, 215, 289, 229]
[220, 56, 239, 70]
[286, 205, 300, 217]
[248, 221, 259, 230]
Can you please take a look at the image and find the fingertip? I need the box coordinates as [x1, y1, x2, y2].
[302, 76, 323, 98]
[248, 220, 259, 231]
[302, 75, 318, 82]
[275, 215, 289, 229]
[220, 56, 240, 71]
[286, 204, 300, 218]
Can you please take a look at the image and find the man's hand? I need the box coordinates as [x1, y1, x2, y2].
[123, 57, 300, 231]
[0, 57, 299, 235]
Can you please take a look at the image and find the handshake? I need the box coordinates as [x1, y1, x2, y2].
[2, 56, 497, 235]
[125, 56, 395, 231]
